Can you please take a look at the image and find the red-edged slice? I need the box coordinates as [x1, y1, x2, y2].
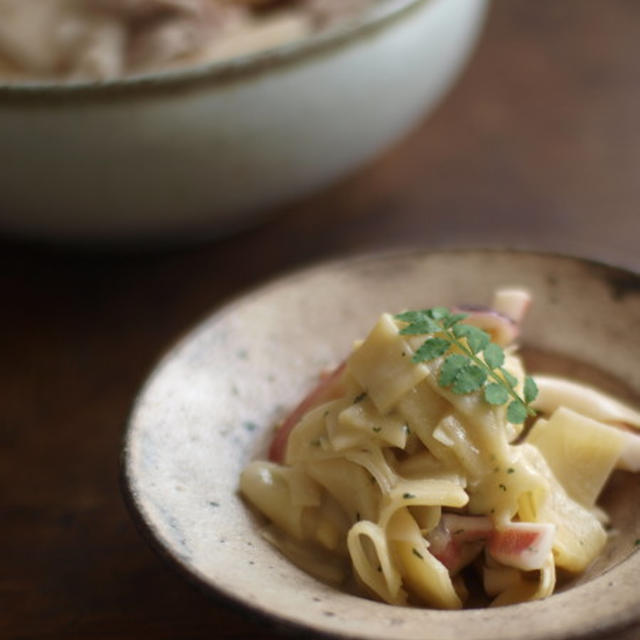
[427, 516, 555, 574]
[269, 361, 346, 463]
[427, 514, 492, 574]
[488, 522, 555, 571]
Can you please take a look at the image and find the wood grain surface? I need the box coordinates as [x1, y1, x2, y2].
[2, 1, 640, 638]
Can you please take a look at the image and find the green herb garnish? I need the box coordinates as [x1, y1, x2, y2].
[395, 307, 538, 423]
[412, 548, 424, 560]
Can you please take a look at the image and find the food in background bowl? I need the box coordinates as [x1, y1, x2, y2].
[0, 0, 380, 81]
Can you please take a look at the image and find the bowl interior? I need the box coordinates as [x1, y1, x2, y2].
[123, 249, 640, 640]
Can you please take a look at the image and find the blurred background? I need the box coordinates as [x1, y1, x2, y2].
[2, 1, 640, 638]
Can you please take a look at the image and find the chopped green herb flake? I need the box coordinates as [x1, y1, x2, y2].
[403, 493, 416, 499]
[412, 548, 424, 560]
[499, 483, 507, 492]
[507, 468, 515, 474]
[372, 426, 382, 433]
[353, 392, 367, 404]
[634, 539, 640, 546]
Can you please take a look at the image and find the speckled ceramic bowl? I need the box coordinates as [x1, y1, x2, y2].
[123, 249, 640, 640]
[0, 0, 487, 243]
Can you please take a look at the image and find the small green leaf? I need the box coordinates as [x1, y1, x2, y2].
[439, 354, 468, 386]
[484, 382, 509, 405]
[451, 363, 487, 394]
[395, 310, 430, 323]
[507, 400, 527, 424]
[395, 305, 534, 415]
[427, 307, 451, 320]
[399, 318, 441, 335]
[483, 343, 505, 369]
[412, 337, 450, 362]
[501, 368, 518, 388]
[453, 324, 490, 354]
[524, 376, 539, 403]
[443, 312, 468, 328]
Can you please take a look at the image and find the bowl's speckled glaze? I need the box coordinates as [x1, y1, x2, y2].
[123, 249, 640, 640]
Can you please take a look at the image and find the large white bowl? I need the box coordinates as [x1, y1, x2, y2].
[0, 0, 488, 243]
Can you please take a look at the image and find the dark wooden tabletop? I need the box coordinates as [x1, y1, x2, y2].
[3, 1, 640, 638]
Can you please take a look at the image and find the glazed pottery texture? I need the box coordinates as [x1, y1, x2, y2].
[123, 249, 640, 640]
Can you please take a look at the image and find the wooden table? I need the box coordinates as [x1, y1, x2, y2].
[3, 1, 640, 638]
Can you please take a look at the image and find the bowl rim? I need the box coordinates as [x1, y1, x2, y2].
[121, 247, 640, 640]
[0, 0, 434, 101]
